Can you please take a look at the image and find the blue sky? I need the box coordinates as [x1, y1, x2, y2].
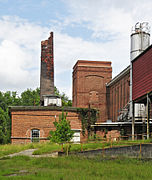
[0, 0, 152, 98]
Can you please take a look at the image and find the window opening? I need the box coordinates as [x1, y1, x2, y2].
[31, 129, 40, 142]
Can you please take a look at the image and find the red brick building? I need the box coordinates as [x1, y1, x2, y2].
[106, 66, 130, 122]
[73, 60, 112, 122]
[72, 44, 152, 138]
[11, 106, 84, 144]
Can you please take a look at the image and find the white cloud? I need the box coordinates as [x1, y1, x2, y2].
[0, 16, 49, 93]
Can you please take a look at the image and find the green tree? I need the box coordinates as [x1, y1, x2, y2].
[0, 88, 40, 144]
[50, 111, 74, 144]
[0, 91, 21, 111]
[0, 107, 10, 144]
[50, 111, 74, 155]
[21, 88, 40, 106]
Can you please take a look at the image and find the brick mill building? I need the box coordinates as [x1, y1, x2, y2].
[72, 23, 152, 139]
[72, 60, 112, 122]
[10, 22, 152, 144]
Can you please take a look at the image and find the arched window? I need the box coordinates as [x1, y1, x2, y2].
[31, 129, 40, 142]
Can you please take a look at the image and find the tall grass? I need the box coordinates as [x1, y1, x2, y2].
[0, 155, 152, 179]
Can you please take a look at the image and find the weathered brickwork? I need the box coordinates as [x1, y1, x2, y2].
[72, 60, 112, 122]
[11, 107, 85, 144]
[40, 32, 54, 103]
[106, 130, 120, 141]
[106, 66, 130, 121]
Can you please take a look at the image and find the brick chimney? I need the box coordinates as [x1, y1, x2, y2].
[40, 32, 62, 106]
[40, 32, 54, 104]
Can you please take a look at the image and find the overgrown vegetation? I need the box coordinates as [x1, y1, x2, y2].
[77, 107, 98, 137]
[0, 87, 72, 144]
[1, 155, 152, 179]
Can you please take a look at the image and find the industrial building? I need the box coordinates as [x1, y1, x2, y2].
[10, 22, 152, 144]
[72, 22, 152, 139]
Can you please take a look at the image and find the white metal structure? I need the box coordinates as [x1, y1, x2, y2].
[71, 130, 81, 143]
[130, 22, 150, 61]
[43, 95, 62, 107]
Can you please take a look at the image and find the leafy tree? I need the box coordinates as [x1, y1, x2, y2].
[21, 88, 40, 106]
[0, 107, 10, 144]
[49, 111, 74, 144]
[0, 89, 40, 144]
[49, 111, 74, 155]
[0, 91, 21, 111]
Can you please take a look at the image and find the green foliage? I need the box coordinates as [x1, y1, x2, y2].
[54, 86, 72, 106]
[0, 107, 10, 144]
[0, 91, 21, 111]
[20, 88, 40, 106]
[49, 111, 74, 144]
[77, 108, 98, 137]
[0, 88, 40, 144]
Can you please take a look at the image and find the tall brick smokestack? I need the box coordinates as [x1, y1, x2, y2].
[40, 32, 54, 105]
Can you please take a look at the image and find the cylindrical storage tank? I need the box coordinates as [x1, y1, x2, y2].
[130, 22, 150, 61]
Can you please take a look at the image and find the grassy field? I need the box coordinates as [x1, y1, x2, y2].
[1, 139, 152, 157]
[0, 155, 152, 179]
[1, 141, 152, 179]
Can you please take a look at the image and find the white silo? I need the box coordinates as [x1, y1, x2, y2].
[130, 22, 150, 61]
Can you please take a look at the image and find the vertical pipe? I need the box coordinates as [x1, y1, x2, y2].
[132, 102, 135, 140]
[147, 94, 149, 139]
[112, 88, 113, 121]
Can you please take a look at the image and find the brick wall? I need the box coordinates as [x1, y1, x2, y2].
[106, 66, 130, 121]
[106, 130, 120, 141]
[11, 106, 85, 144]
[72, 60, 112, 122]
